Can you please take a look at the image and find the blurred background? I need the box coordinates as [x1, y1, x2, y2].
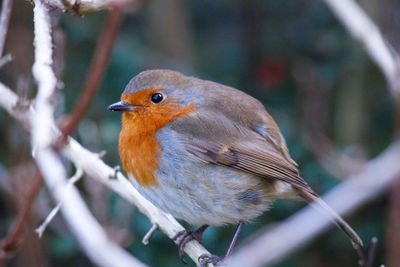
[0, 0, 399, 266]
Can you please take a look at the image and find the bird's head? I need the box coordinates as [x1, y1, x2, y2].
[108, 69, 198, 131]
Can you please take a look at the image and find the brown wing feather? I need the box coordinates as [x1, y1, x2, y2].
[186, 136, 315, 194]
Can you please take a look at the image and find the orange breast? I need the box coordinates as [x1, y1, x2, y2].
[119, 96, 196, 187]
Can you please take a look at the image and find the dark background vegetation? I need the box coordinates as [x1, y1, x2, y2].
[1, 0, 399, 266]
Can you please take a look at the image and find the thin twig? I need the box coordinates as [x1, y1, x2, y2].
[0, 171, 43, 265]
[36, 168, 83, 238]
[366, 237, 378, 267]
[354, 243, 366, 267]
[98, 150, 107, 158]
[59, 7, 124, 141]
[142, 224, 158, 245]
[0, 0, 13, 57]
[0, 53, 11, 69]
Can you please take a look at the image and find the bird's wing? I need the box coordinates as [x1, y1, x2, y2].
[185, 133, 316, 195]
[170, 107, 315, 195]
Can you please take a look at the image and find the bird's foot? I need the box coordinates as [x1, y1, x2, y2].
[198, 253, 224, 267]
[172, 225, 208, 264]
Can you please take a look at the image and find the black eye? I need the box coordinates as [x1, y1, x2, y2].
[151, 93, 164, 104]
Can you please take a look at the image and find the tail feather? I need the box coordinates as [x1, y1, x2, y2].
[298, 189, 363, 247]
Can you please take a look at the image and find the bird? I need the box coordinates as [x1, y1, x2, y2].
[108, 69, 363, 266]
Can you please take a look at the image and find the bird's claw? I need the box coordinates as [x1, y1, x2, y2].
[173, 229, 203, 264]
[198, 253, 224, 267]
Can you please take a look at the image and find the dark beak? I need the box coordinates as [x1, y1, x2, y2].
[107, 101, 136, 111]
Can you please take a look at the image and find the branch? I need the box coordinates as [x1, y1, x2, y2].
[0, 83, 212, 266]
[226, 141, 400, 267]
[321, 0, 400, 100]
[31, 2, 146, 267]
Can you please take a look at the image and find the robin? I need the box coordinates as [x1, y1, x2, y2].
[108, 69, 362, 266]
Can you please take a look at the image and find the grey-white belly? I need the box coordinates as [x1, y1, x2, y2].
[128, 168, 274, 226]
[129, 165, 272, 226]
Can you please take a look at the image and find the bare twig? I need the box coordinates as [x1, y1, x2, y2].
[0, 0, 13, 57]
[0, 83, 33, 132]
[366, 237, 378, 267]
[60, 6, 123, 141]
[31, 2, 146, 267]
[0, 171, 43, 265]
[36, 168, 83, 237]
[142, 224, 158, 245]
[226, 142, 400, 267]
[0, 53, 11, 69]
[98, 150, 107, 158]
[0, 82, 213, 266]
